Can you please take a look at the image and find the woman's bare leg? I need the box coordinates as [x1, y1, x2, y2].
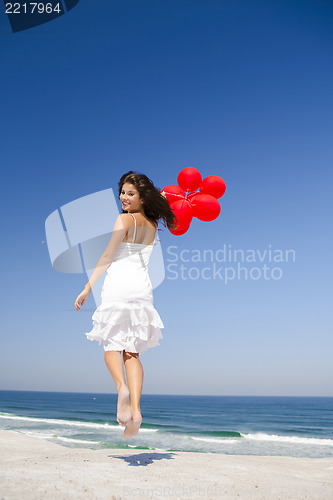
[104, 350, 131, 425]
[122, 351, 143, 439]
[123, 351, 143, 418]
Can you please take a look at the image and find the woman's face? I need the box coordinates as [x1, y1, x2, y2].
[119, 182, 143, 212]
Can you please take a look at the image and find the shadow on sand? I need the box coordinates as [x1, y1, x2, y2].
[109, 452, 177, 467]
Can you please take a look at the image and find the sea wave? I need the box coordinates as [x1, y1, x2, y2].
[2, 412, 333, 448]
[0, 412, 157, 433]
[191, 436, 238, 444]
[242, 433, 333, 446]
[54, 436, 101, 445]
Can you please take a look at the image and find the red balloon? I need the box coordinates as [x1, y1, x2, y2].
[190, 194, 221, 221]
[170, 199, 193, 228]
[177, 167, 202, 192]
[200, 175, 226, 199]
[161, 185, 186, 205]
[169, 224, 190, 235]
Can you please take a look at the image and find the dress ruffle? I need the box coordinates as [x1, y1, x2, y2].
[85, 300, 164, 354]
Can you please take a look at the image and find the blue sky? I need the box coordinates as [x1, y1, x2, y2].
[0, 0, 332, 396]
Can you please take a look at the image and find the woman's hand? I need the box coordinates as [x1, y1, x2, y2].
[75, 287, 90, 311]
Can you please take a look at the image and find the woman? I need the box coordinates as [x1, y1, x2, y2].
[74, 171, 177, 440]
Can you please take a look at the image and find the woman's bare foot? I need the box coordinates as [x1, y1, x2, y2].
[117, 386, 132, 426]
[122, 411, 142, 440]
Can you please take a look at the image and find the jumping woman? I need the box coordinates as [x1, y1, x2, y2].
[74, 171, 176, 440]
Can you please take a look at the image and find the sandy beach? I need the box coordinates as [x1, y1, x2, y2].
[0, 429, 332, 499]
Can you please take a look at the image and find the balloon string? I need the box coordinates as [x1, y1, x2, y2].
[163, 191, 198, 199]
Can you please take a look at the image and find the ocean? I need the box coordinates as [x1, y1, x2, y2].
[0, 391, 332, 458]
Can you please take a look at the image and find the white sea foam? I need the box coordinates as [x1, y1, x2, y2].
[191, 436, 238, 444]
[0, 413, 118, 429]
[15, 430, 55, 439]
[16, 430, 99, 445]
[0, 413, 158, 433]
[242, 433, 333, 446]
[55, 436, 100, 445]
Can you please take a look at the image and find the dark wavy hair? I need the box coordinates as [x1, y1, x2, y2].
[118, 171, 178, 231]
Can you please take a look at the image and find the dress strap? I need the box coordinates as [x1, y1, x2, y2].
[128, 212, 137, 243]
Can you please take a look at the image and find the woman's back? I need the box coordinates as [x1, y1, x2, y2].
[124, 212, 157, 246]
[103, 212, 157, 303]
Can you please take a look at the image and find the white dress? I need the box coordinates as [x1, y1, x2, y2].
[84, 212, 164, 354]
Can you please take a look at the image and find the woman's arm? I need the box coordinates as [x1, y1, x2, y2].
[84, 213, 129, 291]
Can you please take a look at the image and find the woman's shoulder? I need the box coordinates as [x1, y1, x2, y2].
[118, 213, 134, 225]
